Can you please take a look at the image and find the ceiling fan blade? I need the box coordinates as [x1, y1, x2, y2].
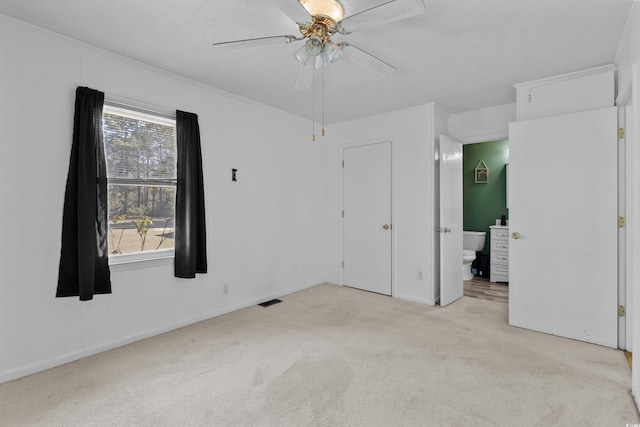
[273, 0, 312, 24]
[212, 35, 299, 50]
[341, 43, 397, 77]
[340, 0, 425, 33]
[294, 63, 313, 90]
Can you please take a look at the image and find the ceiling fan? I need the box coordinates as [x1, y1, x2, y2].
[212, 0, 426, 89]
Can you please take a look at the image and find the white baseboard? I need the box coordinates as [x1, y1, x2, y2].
[394, 293, 436, 306]
[0, 280, 326, 384]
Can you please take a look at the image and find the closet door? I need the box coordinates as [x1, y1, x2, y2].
[508, 107, 617, 347]
[343, 142, 392, 295]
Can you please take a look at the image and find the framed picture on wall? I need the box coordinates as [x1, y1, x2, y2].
[475, 160, 489, 183]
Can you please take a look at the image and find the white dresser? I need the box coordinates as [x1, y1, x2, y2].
[490, 226, 509, 283]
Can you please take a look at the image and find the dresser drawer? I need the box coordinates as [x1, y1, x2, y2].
[491, 263, 509, 274]
[490, 264, 509, 282]
[492, 229, 509, 240]
[491, 239, 509, 251]
[491, 251, 509, 264]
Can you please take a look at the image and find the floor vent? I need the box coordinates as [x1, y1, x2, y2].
[258, 299, 282, 308]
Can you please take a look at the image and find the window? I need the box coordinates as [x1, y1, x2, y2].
[103, 104, 176, 258]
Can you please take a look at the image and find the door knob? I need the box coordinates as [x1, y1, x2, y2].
[512, 232, 520, 240]
[383, 224, 390, 230]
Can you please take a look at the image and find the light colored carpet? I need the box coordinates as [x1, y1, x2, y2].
[1, 283, 638, 426]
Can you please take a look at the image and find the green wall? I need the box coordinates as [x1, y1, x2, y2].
[463, 139, 509, 256]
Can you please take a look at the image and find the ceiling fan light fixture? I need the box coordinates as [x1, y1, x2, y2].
[315, 50, 330, 69]
[294, 44, 311, 64]
[299, 0, 344, 22]
[305, 36, 324, 56]
[324, 39, 343, 63]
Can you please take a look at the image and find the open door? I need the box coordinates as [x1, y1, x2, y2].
[439, 136, 463, 306]
[509, 107, 617, 347]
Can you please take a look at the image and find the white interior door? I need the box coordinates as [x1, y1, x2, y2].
[625, 103, 635, 353]
[343, 142, 392, 295]
[509, 107, 617, 348]
[439, 136, 463, 306]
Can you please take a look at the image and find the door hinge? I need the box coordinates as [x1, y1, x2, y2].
[618, 216, 626, 228]
[341, 210, 344, 218]
[619, 305, 625, 317]
[342, 160, 344, 168]
[341, 260, 344, 268]
[528, 94, 532, 103]
[618, 128, 625, 140]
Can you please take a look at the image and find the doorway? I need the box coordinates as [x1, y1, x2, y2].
[462, 139, 510, 282]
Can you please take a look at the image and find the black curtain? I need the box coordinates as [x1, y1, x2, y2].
[175, 110, 207, 278]
[57, 87, 111, 300]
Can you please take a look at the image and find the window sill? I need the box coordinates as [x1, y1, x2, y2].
[109, 249, 174, 271]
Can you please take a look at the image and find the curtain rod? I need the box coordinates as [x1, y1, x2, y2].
[104, 95, 176, 121]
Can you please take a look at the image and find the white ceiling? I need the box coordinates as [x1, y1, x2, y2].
[0, 0, 631, 123]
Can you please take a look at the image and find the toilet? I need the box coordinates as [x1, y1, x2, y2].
[463, 231, 487, 281]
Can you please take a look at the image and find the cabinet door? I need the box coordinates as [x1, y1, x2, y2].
[517, 70, 614, 121]
[508, 107, 617, 347]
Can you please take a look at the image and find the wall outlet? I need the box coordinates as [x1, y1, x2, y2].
[223, 283, 229, 295]
[417, 270, 423, 280]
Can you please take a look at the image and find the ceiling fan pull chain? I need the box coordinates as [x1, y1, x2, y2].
[312, 64, 316, 141]
[322, 63, 325, 137]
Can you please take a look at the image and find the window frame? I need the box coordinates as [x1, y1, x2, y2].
[102, 102, 177, 267]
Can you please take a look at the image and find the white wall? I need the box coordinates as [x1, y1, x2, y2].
[448, 104, 515, 144]
[0, 16, 328, 382]
[324, 105, 441, 305]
